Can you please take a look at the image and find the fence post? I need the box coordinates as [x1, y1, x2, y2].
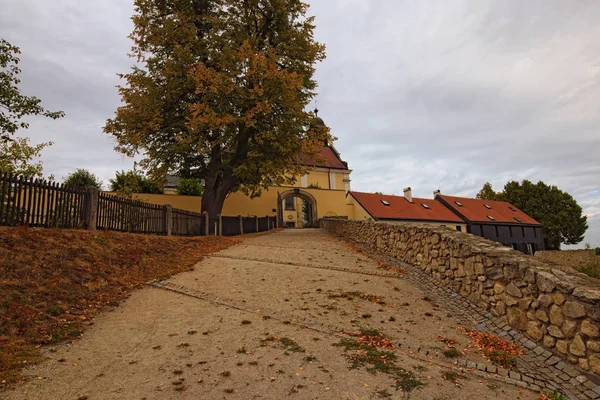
[84, 188, 99, 231]
[217, 214, 222, 236]
[239, 215, 243, 235]
[203, 211, 209, 236]
[164, 204, 173, 236]
[255, 215, 259, 233]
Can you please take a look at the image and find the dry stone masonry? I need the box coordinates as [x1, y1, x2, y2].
[320, 219, 600, 377]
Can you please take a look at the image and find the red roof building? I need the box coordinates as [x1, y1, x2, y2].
[435, 194, 544, 254]
[298, 145, 349, 170]
[349, 189, 466, 228]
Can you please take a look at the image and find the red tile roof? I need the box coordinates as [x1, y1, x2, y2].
[436, 195, 540, 225]
[298, 146, 348, 170]
[350, 192, 464, 223]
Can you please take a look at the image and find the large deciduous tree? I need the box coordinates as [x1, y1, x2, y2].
[104, 0, 327, 218]
[476, 180, 588, 250]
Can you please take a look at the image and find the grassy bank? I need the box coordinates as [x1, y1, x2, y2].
[0, 226, 239, 388]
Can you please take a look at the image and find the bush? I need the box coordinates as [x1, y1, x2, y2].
[63, 169, 102, 190]
[176, 178, 203, 196]
[595, 247, 600, 256]
[109, 170, 162, 194]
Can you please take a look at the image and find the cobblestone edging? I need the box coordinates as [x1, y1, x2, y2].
[343, 237, 600, 400]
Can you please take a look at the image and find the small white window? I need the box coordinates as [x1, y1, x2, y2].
[421, 203, 430, 209]
[455, 201, 463, 207]
[487, 215, 495, 220]
[484, 204, 492, 209]
[381, 200, 390, 206]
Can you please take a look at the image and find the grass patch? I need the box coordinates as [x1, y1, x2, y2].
[442, 347, 461, 358]
[0, 226, 238, 387]
[576, 264, 600, 280]
[442, 371, 467, 383]
[335, 331, 422, 398]
[279, 337, 305, 353]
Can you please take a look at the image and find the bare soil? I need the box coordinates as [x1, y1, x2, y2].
[3, 229, 539, 399]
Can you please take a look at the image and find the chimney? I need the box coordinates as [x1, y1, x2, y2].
[433, 189, 441, 197]
[403, 187, 413, 203]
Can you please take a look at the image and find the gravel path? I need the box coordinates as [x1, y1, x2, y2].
[5, 229, 540, 400]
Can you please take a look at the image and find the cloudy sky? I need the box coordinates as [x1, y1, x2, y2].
[2, 1, 599, 247]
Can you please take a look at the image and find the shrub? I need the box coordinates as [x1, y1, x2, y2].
[63, 169, 102, 190]
[176, 178, 203, 196]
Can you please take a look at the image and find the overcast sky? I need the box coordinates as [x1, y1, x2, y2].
[1, 1, 599, 247]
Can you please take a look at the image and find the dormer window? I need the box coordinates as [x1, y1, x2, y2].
[454, 201, 463, 207]
[513, 217, 521, 222]
[484, 204, 492, 209]
[487, 215, 495, 220]
[421, 203, 430, 209]
[381, 200, 390, 206]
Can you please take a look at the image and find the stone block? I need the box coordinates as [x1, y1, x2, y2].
[590, 354, 600, 375]
[537, 271, 557, 293]
[518, 297, 532, 311]
[573, 287, 600, 303]
[569, 335, 586, 357]
[494, 282, 505, 295]
[543, 334, 556, 348]
[535, 309, 549, 323]
[507, 307, 528, 330]
[538, 294, 553, 307]
[506, 282, 523, 298]
[562, 319, 578, 338]
[505, 294, 520, 307]
[563, 301, 586, 319]
[552, 291, 566, 306]
[527, 321, 545, 341]
[588, 340, 600, 352]
[549, 304, 565, 326]
[474, 263, 484, 275]
[548, 325, 566, 338]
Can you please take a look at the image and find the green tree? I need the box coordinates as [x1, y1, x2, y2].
[110, 169, 163, 195]
[63, 168, 102, 190]
[476, 182, 498, 200]
[176, 178, 203, 196]
[1, 39, 64, 142]
[104, 0, 327, 218]
[0, 136, 53, 178]
[476, 180, 588, 250]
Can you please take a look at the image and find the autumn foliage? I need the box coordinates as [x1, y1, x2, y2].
[105, 0, 327, 218]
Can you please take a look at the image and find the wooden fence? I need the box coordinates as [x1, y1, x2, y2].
[0, 173, 88, 228]
[0, 173, 276, 237]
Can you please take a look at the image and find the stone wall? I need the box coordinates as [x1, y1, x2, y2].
[320, 219, 600, 375]
[536, 250, 600, 269]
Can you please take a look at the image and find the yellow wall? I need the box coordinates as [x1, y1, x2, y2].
[348, 196, 374, 221]
[119, 185, 353, 221]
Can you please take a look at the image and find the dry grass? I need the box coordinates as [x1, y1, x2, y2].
[0, 226, 239, 387]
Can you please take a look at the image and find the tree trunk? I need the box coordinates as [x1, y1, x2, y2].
[201, 169, 236, 220]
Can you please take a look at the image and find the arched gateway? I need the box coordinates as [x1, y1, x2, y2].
[277, 189, 318, 228]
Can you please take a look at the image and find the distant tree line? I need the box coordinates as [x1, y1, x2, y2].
[476, 180, 588, 250]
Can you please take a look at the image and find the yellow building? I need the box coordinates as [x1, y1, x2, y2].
[133, 116, 356, 227]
